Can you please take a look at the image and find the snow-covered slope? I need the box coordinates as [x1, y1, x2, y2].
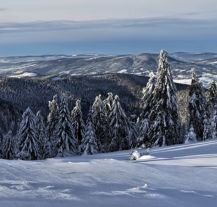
[1, 140, 217, 207]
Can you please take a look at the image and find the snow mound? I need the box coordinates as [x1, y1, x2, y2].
[129, 150, 141, 160]
[138, 155, 155, 161]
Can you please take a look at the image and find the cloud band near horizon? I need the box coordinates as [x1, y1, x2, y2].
[0, 17, 216, 56]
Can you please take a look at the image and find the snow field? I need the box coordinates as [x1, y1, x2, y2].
[1, 140, 217, 207]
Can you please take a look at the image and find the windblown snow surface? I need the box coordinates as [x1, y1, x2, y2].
[1, 140, 217, 207]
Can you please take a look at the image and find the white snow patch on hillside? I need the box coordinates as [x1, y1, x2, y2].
[9, 72, 37, 78]
[208, 61, 217, 65]
[59, 70, 71, 75]
[174, 79, 191, 85]
[1, 140, 217, 207]
[118, 69, 127, 73]
[174, 74, 217, 87]
[199, 73, 217, 87]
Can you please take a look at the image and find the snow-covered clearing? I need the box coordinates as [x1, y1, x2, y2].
[1, 140, 217, 207]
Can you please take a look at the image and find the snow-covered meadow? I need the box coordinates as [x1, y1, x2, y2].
[1, 140, 217, 207]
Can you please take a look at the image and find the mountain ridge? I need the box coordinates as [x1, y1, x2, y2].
[0, 52, 217, 86]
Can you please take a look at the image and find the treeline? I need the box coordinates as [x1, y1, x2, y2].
[0, 91, 136, 160]
[186, 72, 217, 142]
[0, 50, 217, 160]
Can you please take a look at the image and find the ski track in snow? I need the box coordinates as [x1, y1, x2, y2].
[1, 140, 217, 207]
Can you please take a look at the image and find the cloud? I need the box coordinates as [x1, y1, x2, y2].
[0, 17, 216, 33]
[1, 0, 217, 23]
[0, 17, 217, 55]
[0, 17, 216, 44]
[0, 8, 6, 11]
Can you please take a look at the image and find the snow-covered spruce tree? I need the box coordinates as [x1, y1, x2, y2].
[138, 73, 156, 146]
[36, 111, 49, 158]
[53, 97, 78, 156]
[2, 131, 15, 160]
[137, 118, 150, 147]
[92, 94, 110, 152]
[47, 95, 59, 139]
[82, 110, 98, 155]
[16, 107, 42, 160]
[128, 115, 139, 148]
[211, 104, 217, 139]
[0, 135, 2, 158]
[185, 125, 197, 144]
[188, 70, 207, 141]
[103, 92, 114, 116]
[207, 80, 217, 113]
[109, 95, 131, 151]
[203, 115, 211, 141]
[141, 72, 156, 109]
[71, 99, 85, 147]
[47, 95, 60, 157]
[140, 50, 181, 146]
[138, 72, 156, 146]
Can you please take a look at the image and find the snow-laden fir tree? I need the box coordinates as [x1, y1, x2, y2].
[16, 107, 42, 160]
[71, 99, 85, 147]
[36, 110, 49, 158]
[109, 95, 131, 151]
[53, 97, 78, 156]
[2, 131, 15, 160]
[128, 115, 139, 148]
[0, 135, 2, 158]
[47, 95, 60, 157]
[140, 50, 180, 146]
[137, 72, 157, 147]
[137, 118, 150, 147]
[185, 125, 197, 144]
[103, 92, 114, 116]
[138, 72, 156, 145]
[141, 72, 156, 109]
[203, 114, 211, 141]
[188, 70, 207, 141]
[211, 104, 217, 139]
[92, 94, 110, 152]
[47, 95, 59, 139]
[82, 110, 98, 155]
[138, 73, 156, 147]
[207, 80, 217, 113]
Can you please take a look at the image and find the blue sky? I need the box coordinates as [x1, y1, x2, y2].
[0, 0, 216, 56]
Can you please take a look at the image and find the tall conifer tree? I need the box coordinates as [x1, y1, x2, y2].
[188, 70, 207, 140]
[16, 107, 42, 160]
[82, 110, 98, 155]
[54, 97, 78, 156]
[36, 111, 49, 158]
[92, 95, 110, 152]
[2, 131, 15, 160]
[109, 95, 131, 151]
[140, 50, 180, 146]
[71, 99, 85, 148]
